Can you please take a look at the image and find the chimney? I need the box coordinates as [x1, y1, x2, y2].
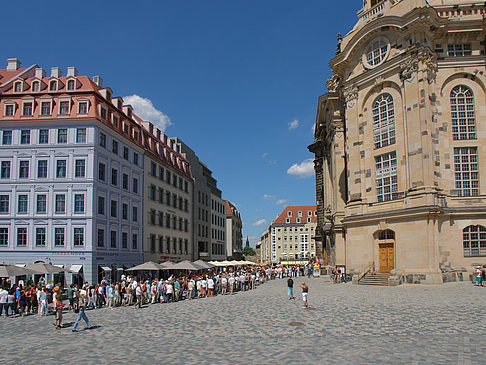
[51, 67, 62, 78]
[35, 68, 46, 79]
[92, 75, 103, 87]
[67, 67, 78, 77]
[7, 58, 21, 71]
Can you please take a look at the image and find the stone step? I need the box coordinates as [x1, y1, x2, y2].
[358, 273, 391, 286]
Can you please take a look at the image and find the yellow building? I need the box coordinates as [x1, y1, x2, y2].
[309, 0, 486, 283]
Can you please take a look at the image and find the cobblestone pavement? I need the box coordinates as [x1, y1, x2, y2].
[1, 279, 485, 364]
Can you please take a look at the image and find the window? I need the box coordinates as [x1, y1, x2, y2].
[378, 230, 395, 240]
[151, 162, 156, 176]
[110, 231, 117, 248]
[463, 225, 486, 257]
[99, 132, 106, 148]
[5, 105, 14, 117]
[159, 167, 164, 179]
[78, 102, 88, 114]
[17, 228, 27, 246]
[132, 233, 138, 250]
[454, 147, 479, 197]
[375, 151, 398, 202]
[122, 203, 128, 220]
[159, 236, 164, 253]
[1, 161, 10, 179]
[166, 213, 171, 228]
[112, 116, 119, 128]
[14, 82, 22, 92]
[55, 194, 65, 213]
[98, 196, 105, 215]
[365, 39, 389, 67]
[40, 101, 51, 115]
[0, 228, 8, 246]
[55, 228, 65, 246]
[36, 195, 47, 213]
[150, 235, 156, 253]
[100, 108, 107, 120]
[123, 147, 129, 160]
[59, 101, 70, 115]
[133, 153, 139, 166]
[2, 131, 12, 145]
[448, 44, 472, 57]
[49, 80, 57, 91]
[74, 228, 84, 246]
[32, 81, 40, 92]
[450, 86, 475, 140]
[98, 229, 105, 247]
[122, 173, 128, 190]
[22, 103, 33, 116]
[19, 161, 29, 178]
[56, 160, 66, 178]
[76, 128, 86, 143]
[132, 206, 138, 222]
[67, 79, 75, 90]
[111, 200, 117, 217]
[159, 211, 164, 226]
[75, 160, 85, 178]
[133, 178, 138, 194]
[35, 227, 46, 246]
[112, 140, 118, 154]
[74, 194, 84, 213]
[373, 94, 395, 148]
[57, 129, 68, 143]
[20, 130, 30, 144]
[150, 210, 156, 225]
[111, 168, 118, 186]
[122, 232, 128, 249]
[39, 129, 49, 144]
[99, 163, 106, 181]
[18, 195, 28, 213]
[36, 160, 47, 178]
[0, 195, 9, 213]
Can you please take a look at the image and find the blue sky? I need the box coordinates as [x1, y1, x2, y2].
[5, 0, 362, 246]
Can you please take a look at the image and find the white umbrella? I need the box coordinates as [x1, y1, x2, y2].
[126, 262, 164, 271]
[27, 263, 72, 274]
[194, 260, 215, 269]
[171, 260, 205, 271]
[0, 264, 35, 277]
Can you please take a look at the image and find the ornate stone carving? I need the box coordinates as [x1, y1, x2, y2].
[335, 33, 343, 55]
[400, 57, 419, 82]
[343, 85, 358, 109]
[326, 74, 341, 93]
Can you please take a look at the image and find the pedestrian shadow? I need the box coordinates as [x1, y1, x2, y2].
[62, 321, 75, 328]
[85, 325, 101, 331]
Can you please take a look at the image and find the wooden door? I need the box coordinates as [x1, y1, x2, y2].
[323, 249, 327, 266]
[379, 243, 394, 273]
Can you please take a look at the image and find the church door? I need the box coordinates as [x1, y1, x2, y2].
[379, 242, 394, 273]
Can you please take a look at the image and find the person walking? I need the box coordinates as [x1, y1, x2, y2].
[300, 282, 309, 309]
[287, 277, 294, 299]
[53, 285, 63, 329]
[72, 289, 92, 332]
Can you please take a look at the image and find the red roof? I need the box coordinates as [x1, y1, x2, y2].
[225, 200, 237, 216]
[274, 205, 317, 224]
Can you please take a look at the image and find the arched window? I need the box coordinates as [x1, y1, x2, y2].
[463, 225, 486, 257]
[32, 81, 40, 92]
[378, 229, 395, 240]
[450, 85, 475, 140]
[373, 93, 395, 149]
[67, 79, 75, 91]
[365, 40, 389, 67]
[49, 80, 57, 91]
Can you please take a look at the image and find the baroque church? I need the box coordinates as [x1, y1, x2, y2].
[309, 0, 486, 283]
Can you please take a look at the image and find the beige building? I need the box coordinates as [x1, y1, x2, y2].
[141, 122, 193, 263]
[266, 206, 318, 265]
[309, 0, 486, 283]
[259, 229, 270, 265]
[225, 200, 243, 260]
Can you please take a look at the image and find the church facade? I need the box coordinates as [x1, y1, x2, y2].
[309, 0, 486, 283]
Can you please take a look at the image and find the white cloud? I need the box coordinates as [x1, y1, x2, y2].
[287, 158, 315, 178]
[262, 152, 268, 158]
[288, 119, 299, 130]
[252, 219, 267, 227]
[263, 194, 274, 200]
[123, 94, 171, 133]
[275, 199, 287, 205]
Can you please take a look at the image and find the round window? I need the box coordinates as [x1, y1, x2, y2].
[363, 38, 390, 69]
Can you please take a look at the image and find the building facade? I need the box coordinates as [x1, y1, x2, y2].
[224, 200, 243, 260]
[259, 228, 270, 265]
[309, 0, 486, 283]
[0, 60, 145, 284]
[171, 138, 226, 261]
[140, 122, 193, 263]
[267, 206, 317, 264]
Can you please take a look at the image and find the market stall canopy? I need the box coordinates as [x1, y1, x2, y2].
[219, 260, 233, 266]
[194, 260, 215, 269]
[170, 260, 205, 271]
[0, 264, 35, 277]
[159, 261, 175, 269]
[27, 263, 72, 274]
[127, 262, 164, 271]
[208, 261, 225, 267]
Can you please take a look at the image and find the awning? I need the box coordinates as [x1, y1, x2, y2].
[100, 266, 112, 272]
[54, 264, 64, 268]
[15, 263, 26, 267]
[70, 264, 83, 273]
[116, 267, 125, 271]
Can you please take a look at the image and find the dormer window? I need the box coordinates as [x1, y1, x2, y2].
[112, 116, 119, 128]
[22, 102, 33, 116]
[49, 80, 57, 91]
[59, 101, 70, 115]
[78, 101, 88, 114]
[100, 108, 107, 120]
[67, 79, 75, 91]
[106, 90, 112, 100]
[298, 211, 302, 217]
[4, 104, 15, 117]
[14, 82, 22, 93]
[287, 211, 292, 217]
[40, 101, 51, 115]
[32, 81, 40, 92]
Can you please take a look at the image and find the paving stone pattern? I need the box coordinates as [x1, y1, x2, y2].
[1, 279, 485, 364]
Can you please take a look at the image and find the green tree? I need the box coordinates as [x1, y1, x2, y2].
[243, 246, 256, 256]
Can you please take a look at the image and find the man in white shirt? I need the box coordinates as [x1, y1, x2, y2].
[239, 274, 246, 291]
[221, 276, 228, 295]
[207, 277, 215, 296]
[0, 287, 8, 318]
[135, 284, 142, 308]
[166, 282, 174, 302]
[228, 275, 235, 295]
